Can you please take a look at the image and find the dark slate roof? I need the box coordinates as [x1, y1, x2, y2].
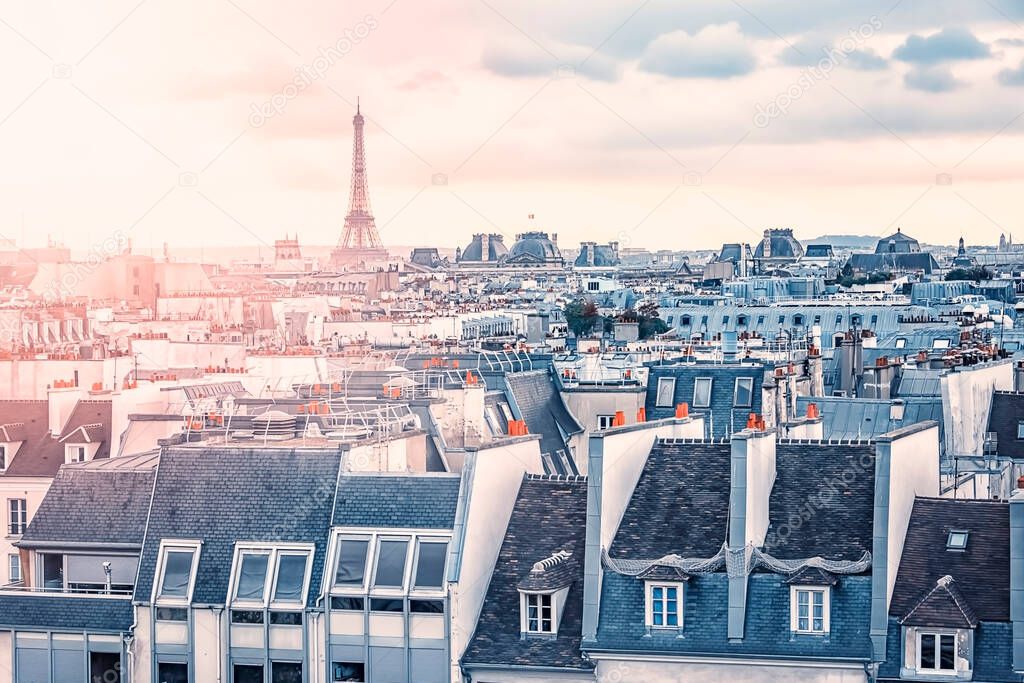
[610, 440, 730, 560]
[764, 441, 876, 562]
[593, 571, 872, 660]
[504, 371, 582, 460]
[754, 229, 804, 260]
[645, 364, 765, 438]
[874, 228, 921, 254]
[889, 497, 1009, 623]
[847, 252, 938, 274]
[459, 233, 508, 262]
[332, 473, 461, 529]
[988, 391, 1024, 459]
[135, 447, 341, 606]
[0, 595, 132, 631]
[1, 399, 113, 477]
[880, 618, 1019, 682]
[507, 232, 562, 263]
[20, 465, 155, 547]
[462, 475, 591, 671]
[900, 575, 978, 629]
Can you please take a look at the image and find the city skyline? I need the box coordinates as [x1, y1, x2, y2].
[2, 1, 1024, 253]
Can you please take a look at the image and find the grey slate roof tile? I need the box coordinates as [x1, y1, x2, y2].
[20, 466, 155, 546]
[765, 441, 876, 561]
[609, 440, 731, 559]
[462, 474, 591, 671]
[332, 474, 461, 529]
[889, 497, 1009, 622]
[0, 595, 132, 631]
[135, 447, 340, 607]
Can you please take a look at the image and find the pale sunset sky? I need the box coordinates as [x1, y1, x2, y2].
[1, 0, 1023, 253]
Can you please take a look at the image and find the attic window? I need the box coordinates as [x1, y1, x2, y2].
[1017, 420, 1024, 440]
[894, 338, 907, 348]
[524, 593, 554, 634]
[932, 339, 950, 350]
[733, 377, 754, 407]
[946, 530, 969, 551]
[693, 378, 713, 408]
[645, 582, 683, 630]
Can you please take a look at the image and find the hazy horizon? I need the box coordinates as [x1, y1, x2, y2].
[2, 1, 1023, 253]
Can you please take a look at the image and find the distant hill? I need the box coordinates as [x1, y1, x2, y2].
[802, 234, 879, 250]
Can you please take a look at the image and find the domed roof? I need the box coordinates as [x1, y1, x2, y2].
[459, 233, 507, 262]
[875, 227, 921, 254]
[754, 228, 804, 260]
[507, 231, 562, 263]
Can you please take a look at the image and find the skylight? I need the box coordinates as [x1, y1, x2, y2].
[946, 530, 968, 551]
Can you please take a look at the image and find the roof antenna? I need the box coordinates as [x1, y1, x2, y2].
[357, 96, 360, 115]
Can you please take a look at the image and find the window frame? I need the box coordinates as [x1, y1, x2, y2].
[270, 549, 314, 607]
[152, 539, 202, 605]
[326, 529, 453, 602]
[65, 444, 88, 464]
[597, 414, 615, 430]
[645, 581, 684, 630]
[790, 585, 830, 635]
[8, 498, 27, 536]
[692, 377, 713, 408]
[916, 630, 958, 673]
[733, 377, 754, 408]
[946, 530, 969, 552]
[410, 537, 449, 594]
[655, 377, 676, 408]
[370, 536, 413, 593]
[0, 444, 6, 472]
[227, 543, 315, 609]
[332, 535, 372, 593]
[522, 591, 555, 635]
[1016, 420, 1024, 440]
[8, 552, 21, 584]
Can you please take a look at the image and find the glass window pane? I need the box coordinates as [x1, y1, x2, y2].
[273, 554, 308, 603]
[920, 634, 936, 669]
[734, 378, 753, 407]
[694, 378, 712, 407]
[414, 542, 448, 589]
[236, 553, 270, 601]
[160, 550, 194, 598]
[939, 635, 955, 670]
[656, 378, 675, 407]
[334, 539, 369, 587]
[373, 540, 408, 588]
[271, 661, 302, 683]
[235, 664, 264, 683]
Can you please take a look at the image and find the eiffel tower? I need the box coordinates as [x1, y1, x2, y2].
[330, 100, 387, 268]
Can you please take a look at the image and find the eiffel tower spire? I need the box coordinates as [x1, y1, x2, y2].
[337, 100, 382, 252]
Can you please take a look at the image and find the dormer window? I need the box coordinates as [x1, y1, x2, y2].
[229, 544, 313, 608]
[646, 583, 683, 629]
[946, 530, 969, 551]
[790, 586, 830, 634]
[0, 444, 6, 472]
[693, 377, 713, 408]
[918, 632, 956, 673]
[154, 540, 201, 604]
[524, 593, 554, 634]
[517, 550, 574, 638]
[65, 445, 87, 464]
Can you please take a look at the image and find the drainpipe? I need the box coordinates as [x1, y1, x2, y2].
[1011, 486, 1024, 672]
